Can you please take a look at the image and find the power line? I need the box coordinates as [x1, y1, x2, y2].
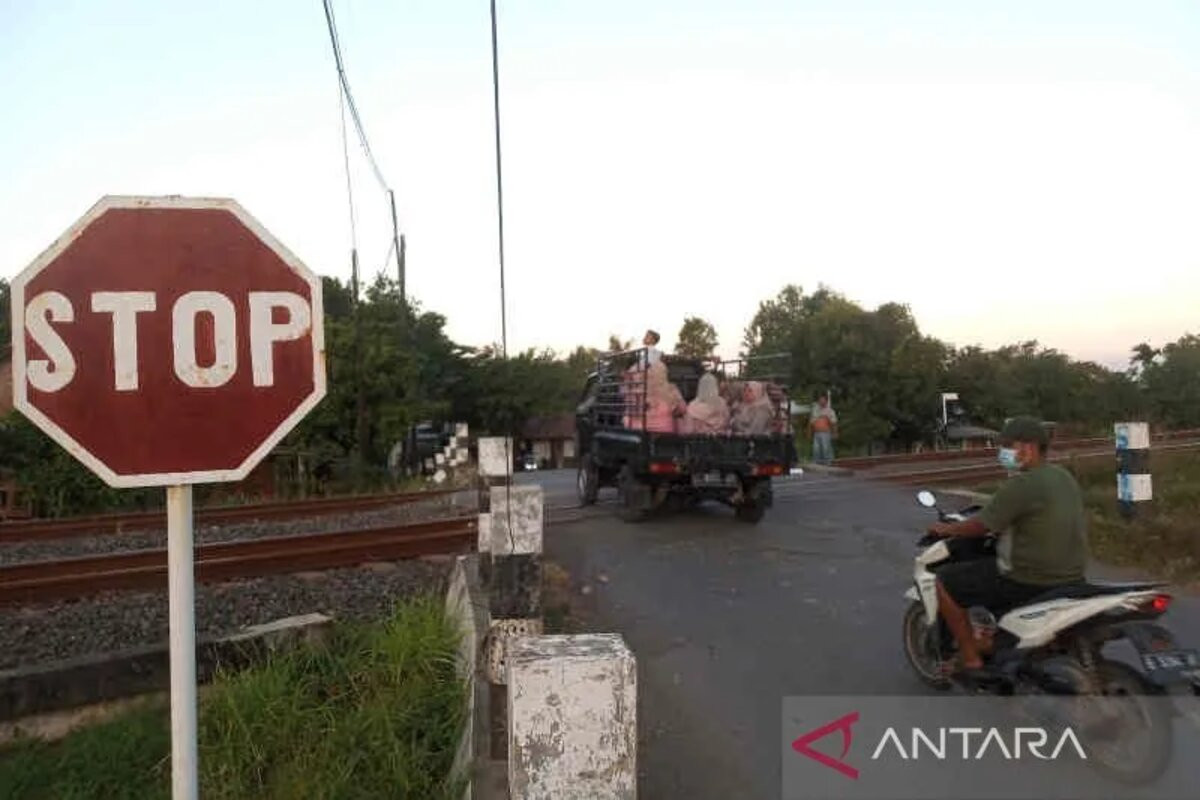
[320, 0, 407, 303]
[322, 0, 389, 194]
[336, 73, 358, 254]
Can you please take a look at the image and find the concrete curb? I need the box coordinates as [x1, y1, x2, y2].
[0, 613, 331, 723]
[800, 461, 856, 477]
[446, 553, 507, 800]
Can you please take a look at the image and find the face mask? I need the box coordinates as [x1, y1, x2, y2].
[998, 447, 1020, 471]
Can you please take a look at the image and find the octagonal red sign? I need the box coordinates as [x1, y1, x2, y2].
[9, 196, 326, 488]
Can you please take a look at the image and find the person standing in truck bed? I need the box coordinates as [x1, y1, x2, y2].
[809, 392, 838, 464]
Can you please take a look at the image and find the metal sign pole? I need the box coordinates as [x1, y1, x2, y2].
[166, 484, 199, 800]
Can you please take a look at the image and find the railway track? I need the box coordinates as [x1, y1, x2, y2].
[878, 439, 1200, 488]
[835, 429, 1200, 471]
[0, 488, 463, 544]
[0, 516, 476, 607]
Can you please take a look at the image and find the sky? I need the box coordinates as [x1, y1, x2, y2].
[2, 1, 1197, 369]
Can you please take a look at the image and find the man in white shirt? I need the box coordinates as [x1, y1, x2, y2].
[640, 329, 662, 368]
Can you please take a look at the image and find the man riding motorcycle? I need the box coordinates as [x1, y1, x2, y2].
[927, 415, 1088, 679]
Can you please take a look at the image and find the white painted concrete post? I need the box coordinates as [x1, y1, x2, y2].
[478, 436, 514, 480]
[507, 634, 637, 800]
[166, 485, 199, 800]
[1115, 421, 1152, 518]
[485, 484, 545, 682]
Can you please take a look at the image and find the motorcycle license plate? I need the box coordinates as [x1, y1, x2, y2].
[1140, 649, 1200, 678]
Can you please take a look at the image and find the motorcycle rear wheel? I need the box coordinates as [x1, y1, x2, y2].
[1071, 660, 1173, 786]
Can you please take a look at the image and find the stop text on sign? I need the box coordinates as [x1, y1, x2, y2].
[24, 290, 311, 393]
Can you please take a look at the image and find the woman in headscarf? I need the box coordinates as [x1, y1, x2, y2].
[681, 372, 730, 434]
[731, 381, 774, 435]
[642, 360, 686, 433]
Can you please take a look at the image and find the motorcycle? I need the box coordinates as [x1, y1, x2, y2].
[902, 489, 1200, 784]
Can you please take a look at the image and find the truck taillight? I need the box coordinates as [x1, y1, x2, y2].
[752, 464, 784, 477]
[649, 461, 681, 475]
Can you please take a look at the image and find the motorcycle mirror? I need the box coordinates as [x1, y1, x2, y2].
[916, 490, 937, 508]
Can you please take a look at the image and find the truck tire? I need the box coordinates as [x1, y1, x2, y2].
[735, 501, 766, 524]
[735, 478, 770, 524]
[577, 454, 599, 506]
[617, 465, 651, 523]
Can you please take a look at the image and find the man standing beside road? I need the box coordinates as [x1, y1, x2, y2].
[809, 392, 838, 465]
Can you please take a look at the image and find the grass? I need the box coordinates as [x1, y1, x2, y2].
[969, 449, 1200, 584]
[0, 597, 466, 800]
[1066, 448, 1200, 584]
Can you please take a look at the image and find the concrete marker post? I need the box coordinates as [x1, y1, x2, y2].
[507, 634, 637, 800]
[1115, 422, 1152, 520]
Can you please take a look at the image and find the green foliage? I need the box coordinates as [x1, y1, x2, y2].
[0, 699, 170, 800]
[741, 283, 1185, 451]
[943, 342, 1142, 434]
[198, 596, 465, 800]
[0, 413, 160, 516]
[675, 316, 719, 359]
[1139, 334, 1200, 429]
[0, 597, 466, 800]
[607, 334, 632, 352]
[0, 278, 10, 357]
[454, 347, 582, 436]
[743, 285, 947, 450]
[1058, 450, 1200, 581]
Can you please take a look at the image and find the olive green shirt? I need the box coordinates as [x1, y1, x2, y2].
[978, 464, 1088, 585]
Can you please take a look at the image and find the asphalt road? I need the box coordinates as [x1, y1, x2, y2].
[523, 468, 1200, 799]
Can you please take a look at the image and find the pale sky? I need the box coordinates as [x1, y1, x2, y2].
[2, 1, 1197, 369]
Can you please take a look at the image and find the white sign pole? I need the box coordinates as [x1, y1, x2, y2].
[166, 484, 199, 800]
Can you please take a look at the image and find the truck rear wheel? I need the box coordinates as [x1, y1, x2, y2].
[577, 454, 599, 506]
[735, 478, 770, 524]
[735, 502, 766, 524]
[617, 465, 651, 523]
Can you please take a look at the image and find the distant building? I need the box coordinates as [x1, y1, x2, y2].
[944, 423, 1000, 451]
[521, 414, 577, 469]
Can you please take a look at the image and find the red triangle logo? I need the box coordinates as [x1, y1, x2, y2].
[791, 711, 860, 780]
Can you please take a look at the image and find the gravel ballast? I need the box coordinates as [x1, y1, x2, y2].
[0, 492, 476, 566]
[0, 558, 455, 671]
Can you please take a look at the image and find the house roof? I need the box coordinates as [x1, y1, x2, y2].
[522, 414, 575, 441]
[946, 423, 999, 441]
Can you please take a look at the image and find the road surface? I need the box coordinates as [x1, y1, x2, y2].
[522, 468, 1200, 799]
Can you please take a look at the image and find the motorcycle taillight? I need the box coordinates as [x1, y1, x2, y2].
[1142, 594, 1172, 614]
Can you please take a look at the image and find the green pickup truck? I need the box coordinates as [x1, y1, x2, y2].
[575, 350, 796, 523]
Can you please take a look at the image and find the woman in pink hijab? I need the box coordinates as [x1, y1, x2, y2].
[681, 373, 730, 434]
[731, 381, 774, 435]
[637, 361, 686, 433]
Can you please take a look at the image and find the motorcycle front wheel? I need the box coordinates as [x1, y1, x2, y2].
[902, 600, 951, 690]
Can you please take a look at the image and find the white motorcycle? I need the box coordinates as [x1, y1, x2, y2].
[902, 489, 1200, 784]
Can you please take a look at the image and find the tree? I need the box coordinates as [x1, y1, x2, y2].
[675, 316, 718, 359]
[607, 335, 632, 352]
[0, 278, 9, 358]
[1140, 334, 1200, 428]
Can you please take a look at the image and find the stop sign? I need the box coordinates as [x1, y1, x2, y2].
[9, 196, 326, 488]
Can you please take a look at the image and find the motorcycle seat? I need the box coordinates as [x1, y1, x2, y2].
[1027, 581, 1165, 604]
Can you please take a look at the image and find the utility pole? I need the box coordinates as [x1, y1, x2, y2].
[351, 248, 368, 475]
[388, 189, 404, 304]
